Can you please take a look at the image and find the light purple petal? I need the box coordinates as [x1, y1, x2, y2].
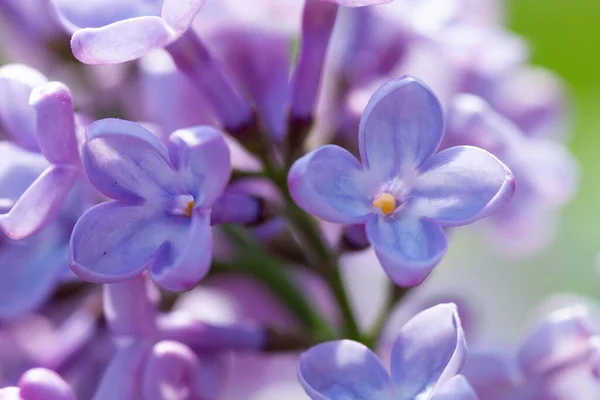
[431, 375, 478, 400]
[324, 0, 393, 6]
[83, 118, 181, 202]
[298, 340, 394, 400]
[161, 0, 206, 32]
[0, 142, 48, 211]
[69, 200, 187, 283]
[30, 81, 79, 165]
[0, 388, 19, 399]
[0, 238, 66, 319]
[93, 342, 150, 400]
[51, 0, 153, 31]
[411, 146, 515, 226]
[288, 145, 374, 224]
[0, 164, 79, 239]
[142, 341, 200, 400]
[71, 16, 175, 64]
[461, 348, 520, 400]
[18, 368, 75, 400]
[0, 64, 47, 151]
[358, 77, 444, 181]
[390, 303, 466, 399]
[103, 274, 158, 337]
[148, 210, 212, 291]
[366, 215, 447, 286]
[168, 126, 231, 208]
[518, 306, 597, 379]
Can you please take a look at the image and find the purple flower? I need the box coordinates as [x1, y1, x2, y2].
[52, 0, 206, 65]
[0, 80, 81, 240]
[0, 368, 75, 400]
[463, 306, 600, 399]
[288, 77, 514, 286]
[298, 303, 477, 399]
[69, 119, 231, 290]
[325, 0, 394, 6]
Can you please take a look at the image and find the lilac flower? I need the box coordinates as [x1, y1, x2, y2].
[0, 80, 81, 240]
[298, 303, 478, 399]
[0, 368, 75, 400]
[289, 77, 514, 286]
[95, 274, 265, 399]
[69, 119, 232, 290]
[463, 306, 600, 399]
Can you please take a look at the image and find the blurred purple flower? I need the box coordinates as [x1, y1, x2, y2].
[0, 368, 75, 400]
[70, 119, 231, 290]
[298, 303, 477, 399]
[464, 306, 600, 399]
[289, 77, 514, 286]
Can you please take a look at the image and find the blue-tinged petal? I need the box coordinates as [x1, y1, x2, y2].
[51, 0, 156, 31]
[161, 0, 206, 32]
[288, 145, 375, 224]
[71, 17, 175, 65]
[93, 342, 151, 400]
[30, 82, 79, 166]
[410, 146, 514, 226]
[0, 142, 48, 211]
[0, 64, 47, 151]
[390, 304, 466, 400]
[168, 126, 231, 208]
[461, 348, 520, 400]
[103, 274, 158, 337]
[358, 77, 444, 182]
[0, 236, 66, 319]
[70, 201, 187, 283]
[366, 215, 447, 286]
[83, 118, 182, 203]
[298, 340, 394, 400]
[148, 210, 212, 291]
[431, 375, 478, 400]
[0, 164, 79, 240]
[142, 341, 199, 400]
[18, 368, 75, 400]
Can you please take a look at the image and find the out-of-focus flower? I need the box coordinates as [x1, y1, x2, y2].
[464, 306, 600, 399]
[445, 94, 578, 254]
[0, 368, 75, 400]
[69, 120, 231, 290]
[289, 77, 514, 286]
[298, 303, 477, 399]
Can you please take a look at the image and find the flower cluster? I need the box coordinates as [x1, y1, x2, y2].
[0, 0, 590, 399]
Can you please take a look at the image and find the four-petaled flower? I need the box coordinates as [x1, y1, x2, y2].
[298, 303, 478, 400]
[288, 77, 515, 286]
[69, 119, 231, 291]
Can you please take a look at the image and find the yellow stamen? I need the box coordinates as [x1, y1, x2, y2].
[184, 201, 195, 217]
[373, 193, 396, 215]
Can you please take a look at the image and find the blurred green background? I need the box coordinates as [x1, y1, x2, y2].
[439, 0, 600, 341]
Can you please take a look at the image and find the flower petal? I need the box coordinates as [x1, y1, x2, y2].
[71, 16, 175, 64]
[69, 201, 186, 283]
[161, 0, 206, 32]
[324, 0, 393, 6]
[30, 82, 79, 165]
[358, 77, 444, 181]
[461, 348, 520, 399]
[518, 306, 597, 379]
[51, 0, 152, 31]
[0, 237, 66, 319]
[366, 215, 447, 286]
[431, 375, 478, 400]
[168, 126, 231, 208]
[148, 210, 212, 291]
[93, 342, 150, 400]
[298, 340, 394, 400]
[390, 303, 466, 399]
[19, 368, 75, 400]
[103, 274, 158, 337]
[0, 164, 79, 240]
[83, 118, 181, 202]
[0, 142, 48, 211]
[411, 146, 515, 226]
[0, 64, 47, 151]
[288, 145, 374, 224]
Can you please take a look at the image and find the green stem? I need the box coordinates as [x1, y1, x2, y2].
[220, 225, 335, 340]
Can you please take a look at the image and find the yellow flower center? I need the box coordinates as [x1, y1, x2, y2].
[184, 201, 195, 217]
[373, 193, 396, 215]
